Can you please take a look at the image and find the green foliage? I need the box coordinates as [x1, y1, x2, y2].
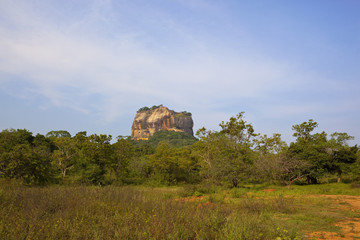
[175, 111, 192, 118]
[149, 142, 199, 184]
[46, 130, 71, 139]
[0, 129, 34, 152]
[136, 106, 150, 112]
[77, 134, 113, 184]
[292, 119, 318, 142]
[255, 133, 287, 155]
[288, 120, 359, 184]
[52, 137, 77, 179]
[0, 129, 54, 185]
[147, 130, 198, 148]
[0, 112, 359, 187]
[182, 111, 192, 116]
[195, 113, 257, 187]
[137, 104, 163, 113]
[219, 112, 258, 146]
[111, 138, 134, 183]
[0, 184, 306, 240]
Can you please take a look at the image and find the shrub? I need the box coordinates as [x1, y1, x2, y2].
[350, 182, 360, 188]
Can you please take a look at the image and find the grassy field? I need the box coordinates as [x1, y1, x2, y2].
[0, 181, 359, 240]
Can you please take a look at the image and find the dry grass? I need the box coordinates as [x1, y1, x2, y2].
[0, 182, 302, 240]
[3, 182, 358, 239]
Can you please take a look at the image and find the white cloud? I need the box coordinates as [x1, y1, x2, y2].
[0, 0, 340, 129]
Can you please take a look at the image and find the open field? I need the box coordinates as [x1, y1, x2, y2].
[0, 181, 359, 240]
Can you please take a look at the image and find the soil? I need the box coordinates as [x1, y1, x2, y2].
[308, 195, 360, 240]
[262, 188, 276, 192]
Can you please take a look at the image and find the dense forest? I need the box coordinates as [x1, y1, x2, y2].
[0, 112, 359, 187]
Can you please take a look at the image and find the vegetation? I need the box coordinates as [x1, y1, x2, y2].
[147, 130, 198, 148]
[0, 112, 358, 186]
[0, 112, 360, 239]
[175, 111, 192, 117]
[1, 181, 360, 239]
[137, 105, 192, 118]
[137, 104, 164, 113]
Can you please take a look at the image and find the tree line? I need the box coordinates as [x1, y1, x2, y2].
[0, 112, 359, 186]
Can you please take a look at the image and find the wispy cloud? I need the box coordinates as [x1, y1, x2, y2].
[0, 0, 299, 123]
[1, 0, 359, 143]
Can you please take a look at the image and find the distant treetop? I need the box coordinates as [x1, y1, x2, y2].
[46, 130, 71, 139]
[137, 104, 164, 113]
[180, 111, 192, 117]
[136, 105, 192, 117]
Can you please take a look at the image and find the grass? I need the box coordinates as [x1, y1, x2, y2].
[230, 182, 360, 197]
[0, 181, 359, 239]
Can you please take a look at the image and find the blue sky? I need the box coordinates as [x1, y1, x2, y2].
[0, 0, 359, 143]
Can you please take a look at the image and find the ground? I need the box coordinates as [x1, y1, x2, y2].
[308, 195, 360, 240]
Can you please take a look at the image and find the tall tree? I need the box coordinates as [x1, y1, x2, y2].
[80, 134, 113, 184]
[327, 132, 358, 182]
[194, 113, 257, 187]
[0, 129, 53, 185]
[288, 121, 330, 184]
[111, 137, 134, 183]
[292, 119, 318, 142]
[149, 142, 198, 184]
[46, 130, 71, 139]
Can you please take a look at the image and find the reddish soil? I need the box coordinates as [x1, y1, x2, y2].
[262, 188, 276, 192]
[308, 195, 360, 240]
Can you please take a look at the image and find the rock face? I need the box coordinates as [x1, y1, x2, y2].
[131, 106, 194, 140]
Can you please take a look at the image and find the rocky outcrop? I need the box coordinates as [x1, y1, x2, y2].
[131, 106, 194, 140]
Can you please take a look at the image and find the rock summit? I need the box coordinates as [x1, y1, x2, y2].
[131, 106, 194, 140]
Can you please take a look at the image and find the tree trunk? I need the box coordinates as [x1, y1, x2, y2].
[307, 176, 318, 184]
[232, 177, 238, 188]
[62, 168, 66, 178]
[337, 171, 342, 183]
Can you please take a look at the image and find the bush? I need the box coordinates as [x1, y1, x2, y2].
[350, 182, 360, 188]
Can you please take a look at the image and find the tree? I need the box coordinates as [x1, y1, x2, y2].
[46, 130, 71, 139]
[0, 129, 53, 185]
[255, 133, 286, 155]
[288, 129, 330, 184]
[330, 132, 354, 146]
[147, 130, 198, 148]
[219, 112, 257, 146]
[219, 112, 257, 186]
[0, 129, 34, 152]
[194, 113, 257, 187]
[292, 119, 318, 142]
[253, 133, 288, 184]
[80, 134, 113, 184]
[111, 137, 134, 183]
[327, 133, 358, 182]
[288, 120, 358, 184]
[278, 154, 311, 188]
[149, 142, 198, 184]
[52, 137, 78, 179]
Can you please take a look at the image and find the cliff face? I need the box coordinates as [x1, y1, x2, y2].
[131, 106, 194, 140]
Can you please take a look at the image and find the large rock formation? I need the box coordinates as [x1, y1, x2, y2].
[131, 106, 194, 140]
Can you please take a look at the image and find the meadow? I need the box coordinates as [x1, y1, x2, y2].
[1, 181, 359, 240]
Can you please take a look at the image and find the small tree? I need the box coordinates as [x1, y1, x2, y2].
[279, 155, 310, 188]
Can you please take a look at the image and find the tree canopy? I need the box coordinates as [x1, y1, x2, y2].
[0, 115, 358, 186]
